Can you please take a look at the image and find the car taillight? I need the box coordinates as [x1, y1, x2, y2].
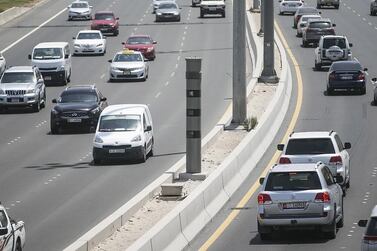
[329, 72, 336, 80]
[258, 193, 272, 205]
[279, 157, 291, 164]
[314, 192, 330, 203]
[329, 155, 342, 165]
[358, 72, 365, 80]
[363, 235, 377, 241]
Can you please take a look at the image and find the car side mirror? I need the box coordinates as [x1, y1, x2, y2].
[364, 68, 368, 71]
[72, 37, 76, 40]
[121, 42, 125, 45]
[28, 54, 32, 60]
[153, 41, 157, 44]
[52, 98, 57, 103]
[116, 17, 119, 20]
[349, 43, 353, 47]
[100, 97, 107, 101]
[108, 59, 112, 63]
[334, 175, 343, 184]
[259, 177, 265, 185]
[277, 144, 284, 151]
[145, 125, 152, 132]
[318, 11, 321, 14]
[279, 0, 282, 2]
[0, 227, 8, 235]
[332, 23, 336, 27]
[64, 54, 69, 59]
[344, 142, 351, 149]
[358, 220, 368, 227]
[300, 23, 305, 27]
[372, 78, 377, 82]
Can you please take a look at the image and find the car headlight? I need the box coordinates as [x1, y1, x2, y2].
[109, 23, 115, 26]
[74, 43, 81, 48]
[157, 13, 162, 15]
[96, 43, 103, 47]
[90, 107, 100, 114]
[26, 88, 36, 94]
[51, 108, 59, 114]
[0, 89, 4, 95]
[146, 47, 153, 52]
[94, 135, 103, 143]
[131, 135, 141, 142]
[58, 65, 65, 71]
[110, 66, 118, 71]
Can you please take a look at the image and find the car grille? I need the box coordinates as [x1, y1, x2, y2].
[98, 24, 111, 28]
[6, 90, 26, 96]
[62, 111, 88, 117]
[103, 145, 132, 149]
[117, 67, 140, 71]
[39, 67, 57, 71]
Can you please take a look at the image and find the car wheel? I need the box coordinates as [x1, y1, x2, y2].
[15, 239, 22, 251]
[222, 11, 226, 18]
[317, 4, 321, 9]
[114, 30, 119, 36]
[360, 86, 366, 95]
[148, 138, 154, 157]
[200, 9, 204, 18]
[41, 91, 46, 108]
[323, 211, 337, 239]
[51, 124, 59, 135]
[93, 157, 102, 165]
[315, 61, 321, 71]
[139, 145, 147, 163]
[32, 97, 41, 112]
[327, 86, 334, 95]
[337, 199, 344, 228]
[335, 4, 339, 9]
[302, 40, 308, 47]
[258, 222, 272, 240]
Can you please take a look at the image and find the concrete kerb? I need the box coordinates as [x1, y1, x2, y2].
[64, 4, 263, 251]
[0, 0, 50, 26]
[126, 12, 292, 251]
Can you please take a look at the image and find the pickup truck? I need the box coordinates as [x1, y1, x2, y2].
[0, 204, 25, 251]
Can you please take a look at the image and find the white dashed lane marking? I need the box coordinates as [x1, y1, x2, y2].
[171, 72, 175, 77]
[7, 136, 21, 145]
[100, 73, 106, 79]
[165, 81, 169, 86]
[155, 92, 161, 98]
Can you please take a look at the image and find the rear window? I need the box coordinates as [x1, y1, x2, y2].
[308, 21, 331, 29]
[366, 218, 377, 236]
[323, 38, 346, 49]
[330, 62, 362, 71]
[265, 172, 322, 191]
[286, 138, 335, 155]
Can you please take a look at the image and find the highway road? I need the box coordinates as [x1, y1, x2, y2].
[0, 0, 237, 250]
[190, 0, 377, 250]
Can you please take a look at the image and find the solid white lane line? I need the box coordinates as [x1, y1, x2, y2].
[100, 73, 106, 79]
[1, 8, 67, 53]
[155, 92, 161, 98]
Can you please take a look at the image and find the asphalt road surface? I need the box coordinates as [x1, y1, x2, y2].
[0, 0, 237, 250]
[190, 0, 377, 250]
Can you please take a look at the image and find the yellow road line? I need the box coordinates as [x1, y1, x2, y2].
[199, 21, 304, 251]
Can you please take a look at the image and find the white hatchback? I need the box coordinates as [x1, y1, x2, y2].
[92, 104, 154, 164]
[73, 30, 106, 55]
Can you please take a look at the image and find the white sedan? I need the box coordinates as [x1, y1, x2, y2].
[279, 0, 304, 15]
[0, 53, 5, 75]
[108, 49, 149, 81]
[73, 30, 106, 55]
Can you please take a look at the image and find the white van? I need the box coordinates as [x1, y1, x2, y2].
[92, 104, 154, 164]
[29, 42, 72, 85]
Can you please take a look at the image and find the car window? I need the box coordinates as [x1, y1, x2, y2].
[114, 53, 143, 62]
[159, 3, 177, 9]
[323, 38, 346, 49]
[285, 138, 335, 155]
[0, 210, 8, 228]
[265, 172, 321, 191]
[33, 48, 63, 60]
[321, 167, 334, 186]
[95, 13, 114, 20]
[99, 115, 141, 132]
[126, 37, 152, 45]
[334, 135, 344, 151]
[366, 218, 377, 236]
[71, 2, 88, 8]
[308, 21, 331, 29]
[60, 92, 98, 103]
[1, 72, 36, 83]
[78, 33, 101, 40]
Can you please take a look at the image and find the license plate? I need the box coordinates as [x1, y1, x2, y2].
[44, 76, 52, 81]
[341, 76, 353, 80]
[11, 98, 21, 103]
[109, 149, 125, 153]
[288, 4, 296, 7]
[209, 7, 217, 11]
[282, 202, 306, 209]
[68, 118, 82, 123]
[123, 70, 131, 75]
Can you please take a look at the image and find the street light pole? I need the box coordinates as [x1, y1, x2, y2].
[232, 0, 247, 124]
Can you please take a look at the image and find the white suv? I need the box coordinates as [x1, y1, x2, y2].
[258, 162, 344, 240]
[0, 66, 46, 112]
[277, 131, 351, 192]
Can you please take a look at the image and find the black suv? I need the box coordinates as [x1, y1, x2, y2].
[50, 85, 107, 134]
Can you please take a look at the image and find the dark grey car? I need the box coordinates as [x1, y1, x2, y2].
[155, 2, 181, 22]
[327, 61, 367, 95]
[302, 19, 336, 47]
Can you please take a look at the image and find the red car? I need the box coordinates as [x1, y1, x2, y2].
[91, 11, 119, 36]
[122, 35, 157, 60]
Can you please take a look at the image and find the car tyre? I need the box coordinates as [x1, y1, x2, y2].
[258, 222, 272, 240]
[317, 4, 321, 9]
[360, 86, 366, 95]
[302, 40, 308, 47]
[93, 157, 102, 165]
[337, 198, 344, 228]
[334, 4, 339, 9]
[200, 9, 204, 18]
[15, 239, 22, 251]
[222, 11, 226, 18]
[327, 87, 334, 95]
[41, 91, 46, 108]
[323, 211, 337, 239]
[32, 97, 41, 112]
[51, 124, 59, 135]
[139, 146, 147, 163]
[315, 61, 321, 71]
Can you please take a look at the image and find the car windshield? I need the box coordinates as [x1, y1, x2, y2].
[77, 32, 101, 39]
[366, 218, 377, 235]
[95, 13, 114, 20]
[159, 3, 177, 9]
[265, 172, 322, 191]
[33, 48, 63, 60]
[71, 3, 88, 8]
[1, 72, 35, 83]
[59, 92, 97, 103]
[114, 53, 143, 62]
[286, 138, 335, 155]
[0, 210, 7, 228]
[309, 21, 331, 29]
[323, 38, 346, 49]
[99, 115, 141, 131]
[126, 37, 152, 45]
